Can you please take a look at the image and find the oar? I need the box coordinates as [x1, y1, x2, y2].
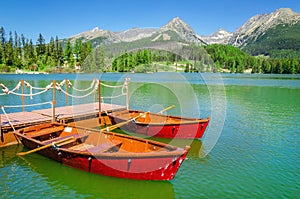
[103, 111, 149, 132]
[17, 136, 74, 156]
[131, 105, 175, 124]
[158, 105, 175, 114]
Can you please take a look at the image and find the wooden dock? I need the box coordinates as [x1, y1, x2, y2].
[0, 78, 130, 147]
[0, 102, 126, 147]
[1, 102, 125, 130]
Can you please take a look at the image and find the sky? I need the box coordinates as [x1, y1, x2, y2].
[1, 0, 299, 42]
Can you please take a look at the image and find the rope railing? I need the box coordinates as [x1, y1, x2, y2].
[56, 83, 98, 99]
[0, 77, 130, 113]
[0, 78, 130, 139]
[0, 79, 128, 98]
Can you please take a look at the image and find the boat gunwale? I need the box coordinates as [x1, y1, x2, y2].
[14, 123, 189, 158]
[110, 110, 210, 126]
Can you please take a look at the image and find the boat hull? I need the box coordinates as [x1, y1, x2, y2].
[62, 153, 187, 180]
[108, 111, 209, 139]
[15, 124, 189, 180]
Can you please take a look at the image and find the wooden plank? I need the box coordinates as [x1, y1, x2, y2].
[0, 102, 126, 148]
[26, 126, 64, 138]
[32, 103, 126, 119]
[0, 112, 52, 129]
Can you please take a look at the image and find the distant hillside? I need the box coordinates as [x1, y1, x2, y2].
[229, 8, 300, 58]
[68, 17, 206, 49]
[243, 21, 300, 58]
[67, 8, 300, 59]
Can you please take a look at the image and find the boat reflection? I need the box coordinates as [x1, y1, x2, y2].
[19, 152, 175, 199]
[113, 128, 206, 159]
[0, 144, 23, 166]
[150, 137, 206, 159]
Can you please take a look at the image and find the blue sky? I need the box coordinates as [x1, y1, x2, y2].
[1, 0, 299, 42]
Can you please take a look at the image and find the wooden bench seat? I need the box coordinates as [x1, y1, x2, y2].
[69, 140, 123, 153]
[69, 143, 95, 151]
[42, 134, 80, 145]
[26, 126, 65, 138]
[88, 140, 123, 153]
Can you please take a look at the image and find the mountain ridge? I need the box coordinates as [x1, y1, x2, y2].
[67, 8, 300, 57]
[229, 8, 300, 47]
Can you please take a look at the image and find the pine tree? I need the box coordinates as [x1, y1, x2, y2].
[73, 39, 82, 64]
[80, 42, 88, 62]
[0, 26, 5, 64]
[13, 31, 22, 68]
[28, 39, 36, 67]
[36, 33, 46, 56]
[4, 31, 14, 66]
[54, 36, 63, 66]
[64, 39, 73, 67]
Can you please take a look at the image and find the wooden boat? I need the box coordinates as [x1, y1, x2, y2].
[14, 123, 190, 180]
[108, 110, 210, 139]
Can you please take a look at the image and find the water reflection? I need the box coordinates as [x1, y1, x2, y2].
[1, 145, 174, 199]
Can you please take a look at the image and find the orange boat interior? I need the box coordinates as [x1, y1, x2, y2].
[19, 123, 176, 154]
[111, 110, 199, 124]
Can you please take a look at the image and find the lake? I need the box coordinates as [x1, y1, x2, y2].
[0, 73, 299, 198]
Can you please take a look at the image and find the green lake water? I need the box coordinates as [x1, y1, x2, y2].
[0, 73, 299, 198]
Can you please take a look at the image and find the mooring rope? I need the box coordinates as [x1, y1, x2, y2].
[101, 93, 126, 99]
[55, 83, 98, 99]
[3, 101, 53, 108]
[0, 79, 129, 100]
[70, 79, 97, 92]
[1, 106, 16, 132]
[0, 82, 22, 95]
[100, 82, 124, 88]
[9, 88, 50, 97]
[24, 81, 49, 90]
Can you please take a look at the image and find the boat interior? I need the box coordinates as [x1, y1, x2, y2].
[110, 110, 188, 124]
[19, 123, 175, 154]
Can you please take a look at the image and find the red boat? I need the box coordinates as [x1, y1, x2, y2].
[14, 123, 190, 180]
[108, 110, 210, 139]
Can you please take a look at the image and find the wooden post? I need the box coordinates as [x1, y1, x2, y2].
[0, 111, 2, 141]
[126, 77, 130, 110]
[65, 78, 68, 106]
[52, 80, 56, 123]
[21, 80, 25, 112]
[98, 79, 105, 126]
[98, 79, 101, 117]
[94, 78, 97, 102]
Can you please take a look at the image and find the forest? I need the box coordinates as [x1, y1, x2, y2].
[0, 27, 92, 73]
[0, 26, 299, 74]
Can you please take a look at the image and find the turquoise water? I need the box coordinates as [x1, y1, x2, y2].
[0, 73, 300, 198]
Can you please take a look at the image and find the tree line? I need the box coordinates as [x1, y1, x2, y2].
[0, 27, 92, 73]
[0, 26, 299, 74]
[205, 44, 300, 74]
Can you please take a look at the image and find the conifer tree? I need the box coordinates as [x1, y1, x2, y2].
[36, 33, 46, 56]
[64, 39, 73, 67]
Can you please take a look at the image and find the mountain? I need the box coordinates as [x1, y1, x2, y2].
[202, 29, 233, 44]
[115, 28, 157, 42]
[70, 27, 120, 44]
[67, 8, 300, 58]
[68, 17, 206, 48]
[158, 17, 206, 45]
[230, 8, 300, 47]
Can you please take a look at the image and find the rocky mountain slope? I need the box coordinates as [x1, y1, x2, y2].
[69, 17, 206, 47]
[202, 29, 233, 44]
[115, 28, 157, 42]
[230, 8, 300, 47]
[158, 17, 206, 45]
[67, 8, 300, 57]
